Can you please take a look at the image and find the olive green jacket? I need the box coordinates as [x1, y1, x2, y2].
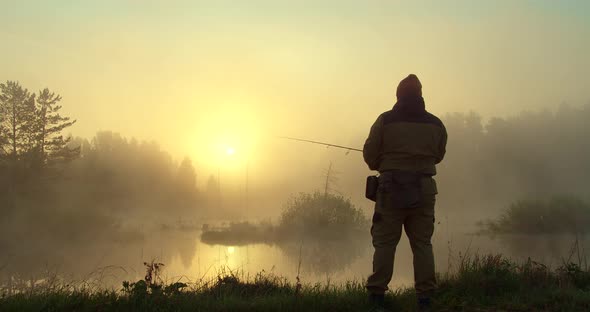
[363, 100, 447, 175]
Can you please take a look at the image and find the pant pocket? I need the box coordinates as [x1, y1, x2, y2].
[420, 177, 438, 195]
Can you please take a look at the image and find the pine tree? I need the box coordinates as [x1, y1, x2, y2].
[0, 84, 9, 187]
[34, 88, 78, 166]
[0, 81, 36, 163]
[0, 93, 7, 159]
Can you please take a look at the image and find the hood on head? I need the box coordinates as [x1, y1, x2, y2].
[393, 74, 425, 115]
[396, 74, 422, 100]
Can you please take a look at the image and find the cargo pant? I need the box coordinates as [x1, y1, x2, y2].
[366, 172, 438, 296]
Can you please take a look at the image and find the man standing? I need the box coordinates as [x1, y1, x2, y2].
[363, 74, 447, 311]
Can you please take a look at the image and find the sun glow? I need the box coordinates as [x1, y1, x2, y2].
[189, 98, 266, 177]
[227, 246, 235, 254]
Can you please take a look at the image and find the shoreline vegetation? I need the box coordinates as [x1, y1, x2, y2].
[201, 192, 369, 246]
[1, 254, 590, 311]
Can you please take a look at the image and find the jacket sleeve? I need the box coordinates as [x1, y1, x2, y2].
[435, 123, 448, 164]
[363, 115, 383, 171]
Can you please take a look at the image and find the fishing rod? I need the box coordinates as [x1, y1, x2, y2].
[279, 136, 377, 201]
[278, 136, 362, 153]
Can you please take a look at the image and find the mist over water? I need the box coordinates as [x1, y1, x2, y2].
[1, 0, 590, 295]
[3, 104, 590, 291]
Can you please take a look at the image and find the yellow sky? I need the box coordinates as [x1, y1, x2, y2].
[1, 1, 589, 185]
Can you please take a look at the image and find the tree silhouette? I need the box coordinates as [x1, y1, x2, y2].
[34, 88, 78, 167]
[0, 81, 35, 163]
[0, 95, 7, 158]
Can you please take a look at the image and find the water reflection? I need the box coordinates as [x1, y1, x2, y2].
[3, 222, 587, 292]
[0, 225, 200, 288]
[199, 233, 370, 276]
[278, 238, 369, 275]
[486, 234, 590, 265]
[199, 220, 371, 276]
[1, 223, 374, 289]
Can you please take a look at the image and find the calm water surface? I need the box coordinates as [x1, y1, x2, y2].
[2, 222, 586, 291]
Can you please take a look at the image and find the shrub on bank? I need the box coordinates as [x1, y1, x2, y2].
[2, 254, 590, 311]
[201, 192, 369, 245]
[278, 192, 368, 239]
[479, 196, 590, 235]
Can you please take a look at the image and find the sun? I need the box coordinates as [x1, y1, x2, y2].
[226, 147, 236, 155]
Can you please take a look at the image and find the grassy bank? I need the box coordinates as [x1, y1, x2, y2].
[2, 255, 590, 311]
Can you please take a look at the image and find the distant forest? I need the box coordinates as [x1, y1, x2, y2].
[0, 81, 202, 255]
[437, 105, 590, 217]
[1, 80, 590, 241]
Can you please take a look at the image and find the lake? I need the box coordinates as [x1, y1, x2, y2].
[1, 220, 587, 291]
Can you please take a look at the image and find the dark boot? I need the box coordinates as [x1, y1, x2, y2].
[417, 296, 432, 312]
[369, 293, 385, 308]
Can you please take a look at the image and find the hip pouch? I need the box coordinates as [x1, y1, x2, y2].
[365, 175, 379, 202]
[379, 170, 423, 209]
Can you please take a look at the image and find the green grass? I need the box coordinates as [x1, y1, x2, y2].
[2, 255, 590, 311]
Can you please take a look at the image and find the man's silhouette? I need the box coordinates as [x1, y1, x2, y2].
[363, 74, 447, 311]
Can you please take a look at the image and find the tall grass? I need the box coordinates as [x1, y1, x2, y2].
[2, 254, 590, 311]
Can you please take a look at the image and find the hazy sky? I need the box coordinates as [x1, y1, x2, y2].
[2, 0, 589, 179]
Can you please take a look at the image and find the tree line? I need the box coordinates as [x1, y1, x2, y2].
[0, 81, 210, 277]
[436, 103, 590, 219]
[0, 81, 204, 252]
[0, 81, 78, 173]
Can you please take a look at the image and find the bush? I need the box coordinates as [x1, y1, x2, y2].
[480, 196, 590, 235]
[278, 192, 368, 239]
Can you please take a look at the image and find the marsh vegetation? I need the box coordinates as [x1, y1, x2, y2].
[201, 191, 368, 244]
[2, 254, 590, 311]
[478, 196, 590, 263]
